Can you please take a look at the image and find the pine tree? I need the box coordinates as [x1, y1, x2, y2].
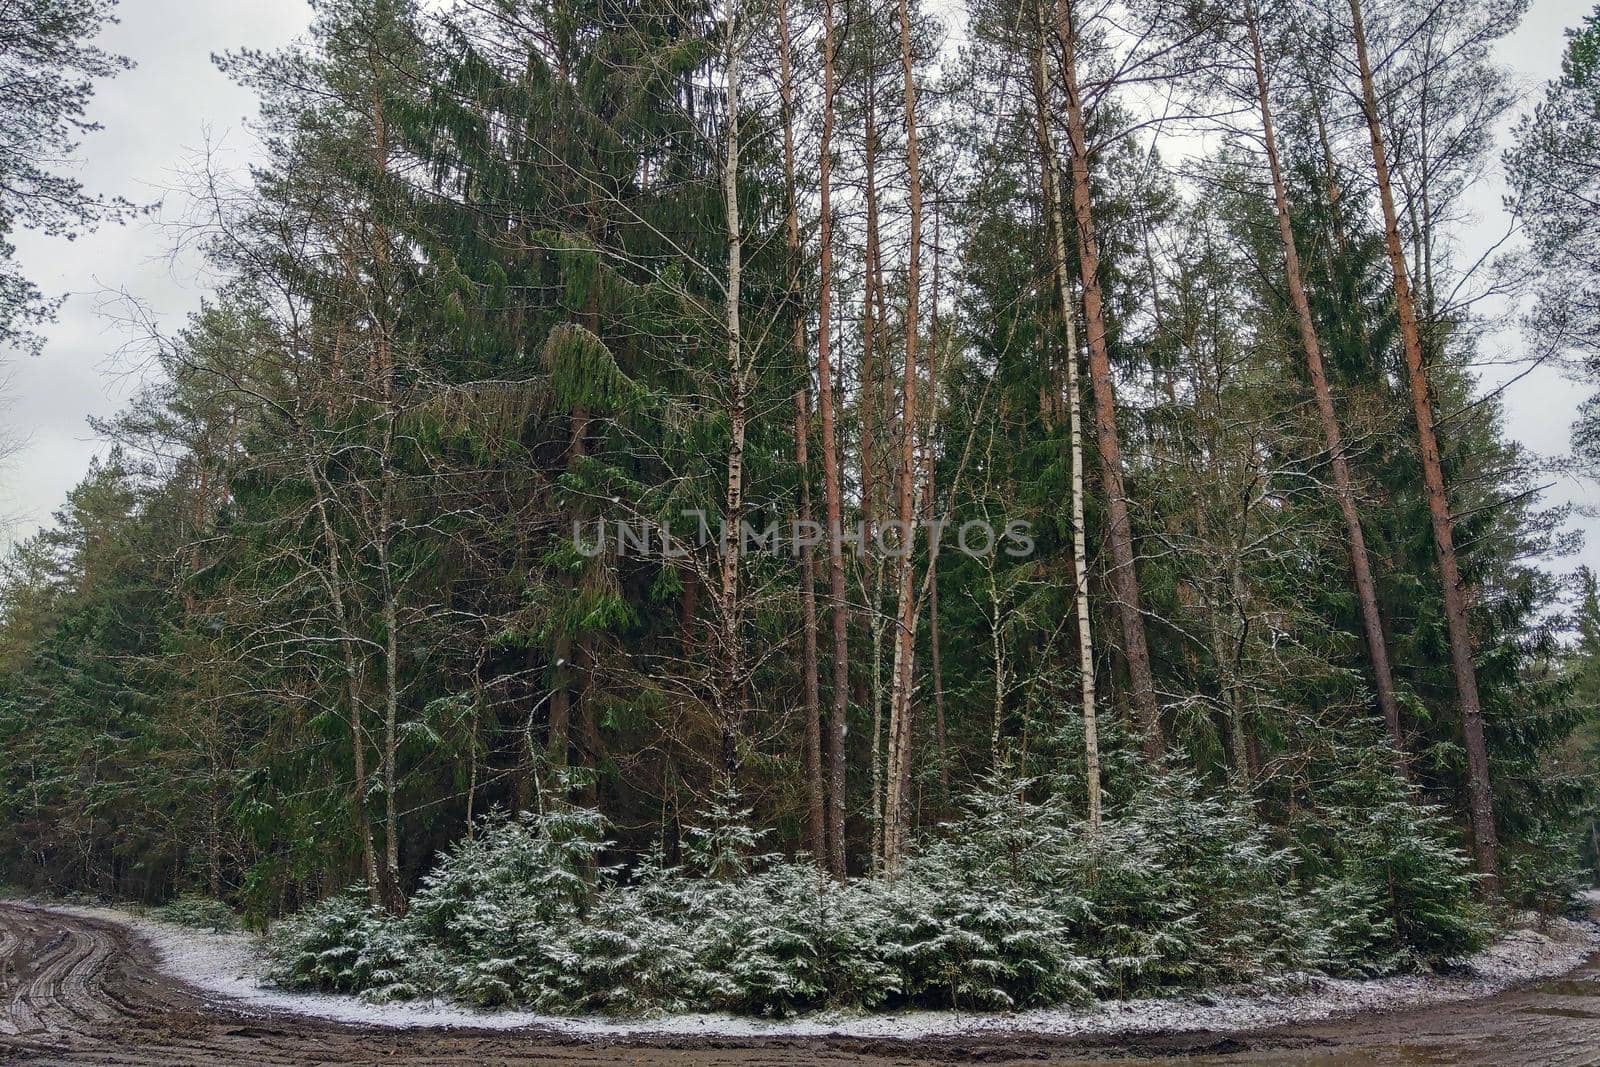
[1509, 5, 1600, 457]
[0, 0, 141, 357]
[1346, 0, 1500, 889]
[1053, 0, 1162, 757]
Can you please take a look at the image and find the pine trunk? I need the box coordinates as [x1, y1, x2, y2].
[777, 0, 827, 862]
[1055, 0, 1161, 757]
[862, 66, 890, 870]
[1348, 0, 1498, 888]
[816, 0, 850, 878]
[1246, 1, 1404, 755]
[884, 0, 924, 872]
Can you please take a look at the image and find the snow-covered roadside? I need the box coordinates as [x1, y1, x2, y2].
[9, 894, 1599, 1040]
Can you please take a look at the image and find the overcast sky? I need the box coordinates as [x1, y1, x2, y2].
[2, 0, 1598, 577]
[1, 0, 312, 542]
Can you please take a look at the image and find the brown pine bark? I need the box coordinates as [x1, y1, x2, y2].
[1055, 0, 1161, 758]
[861, 81, 882, 549]
[815, 0, 850, 878]
[861, 63, 890, 867]
[1245, 1, 1403, 755]
[776, 0, 827, 862]
[1347, 0, 1498, 888]
[883, 0, 924, 872]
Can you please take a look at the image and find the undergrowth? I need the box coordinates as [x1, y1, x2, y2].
[266, 764, 1491, 1018]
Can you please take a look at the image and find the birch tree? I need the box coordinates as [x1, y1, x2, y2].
[1030, 0, 1100, 826]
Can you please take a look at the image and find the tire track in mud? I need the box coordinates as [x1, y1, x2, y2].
[4, 900, 1600, 1065]
[2, 908, 164, 1040]
[0, 902, 909, 1066]
[24, 923, 118, 1034]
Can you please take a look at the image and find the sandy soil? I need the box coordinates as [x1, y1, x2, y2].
[3, 900, 1600, 1064]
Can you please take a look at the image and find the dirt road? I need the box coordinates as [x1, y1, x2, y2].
[3, 901, 1599, 1065]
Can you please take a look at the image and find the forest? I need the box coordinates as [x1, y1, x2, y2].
[3, 0, 1600, 1018]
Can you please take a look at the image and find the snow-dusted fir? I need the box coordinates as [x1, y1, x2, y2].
[266, 760, 1497, 1018]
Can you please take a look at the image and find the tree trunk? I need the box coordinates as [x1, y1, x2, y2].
[1032, 7, 1101, 826]
[815, 0, 850, 878]
[862, 59, 890, 870]
[884, 0, 924, 873]
[377, 439, 403, 913]
[366, 80, 406, 915]
[718, 11, 747, 777]
[777, 0, 828, 863]
[926, 202, 947, 808]
[1245, 1, 1404, 756]
[988, 561, 1006, 767]
[1055, 0, 1161, 757]
[1347, 0, 1498, 889]
[550, 395, 589, 806]
[861, 71, 882, 552]
[574, 641, 602, 810]
[305, 452, 382, 905]
[547, 633, 572, 776]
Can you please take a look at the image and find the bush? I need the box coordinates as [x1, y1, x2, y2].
[1299, 768, 1490, 975]
[265, 888, 426, 1001]
[404, 802, 610, 1007]
[535, 851, 705, 1014]
[1500, 827, 1589, 916]
[1071, 772, 1308, 993]
[681, 863, 882, 1016]
[264, 766, 1504, 1017]
[881, 854, 1098, 1010]
[155, 895, 239, 931]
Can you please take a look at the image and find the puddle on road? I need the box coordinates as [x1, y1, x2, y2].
[1078, 1045, 1464, 1066]
[1057, 959, 1600, 1066]
[1525, 977, 1600, 997]
[1516, 1005, 1600, 1019]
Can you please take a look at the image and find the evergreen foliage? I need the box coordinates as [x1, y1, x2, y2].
[154, 895, 240, 932]
[0, 0, 1595, 1021]
[266, 766, 1487, 1016]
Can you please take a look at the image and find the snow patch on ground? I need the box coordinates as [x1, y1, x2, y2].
[15, 897, 1600, 1039]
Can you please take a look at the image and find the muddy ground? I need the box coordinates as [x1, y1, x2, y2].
[3, 901, 1599, 1065]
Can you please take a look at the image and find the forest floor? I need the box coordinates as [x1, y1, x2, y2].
[2, 898, 1600, 1065]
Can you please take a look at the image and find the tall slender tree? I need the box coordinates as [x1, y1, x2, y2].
[1243, 0, 1404, 755]
[815, 0, 850, 877]
[776, 0, 828, 861]
[882, 0, 928, 871]
[1031, 0, 1100, 826]
[1347, 0, 1498, 888]
[1054, 0, 1162, 756]
[718, 0, 749, 774]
